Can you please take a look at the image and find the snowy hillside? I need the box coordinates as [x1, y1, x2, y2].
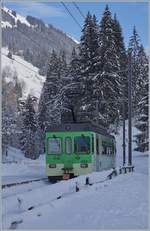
[2, 6, 79, 45]
[2, 6, 78, 73]
[2, 47, 45, 99]
[2, 6, 31, 27]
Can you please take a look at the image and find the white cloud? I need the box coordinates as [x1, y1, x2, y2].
[14, 2, 65, 18]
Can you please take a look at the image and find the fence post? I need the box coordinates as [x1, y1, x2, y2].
[85, 177, 89, 185]
[76, 182, 79, 192]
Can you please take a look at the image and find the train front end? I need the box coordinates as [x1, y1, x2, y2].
[45, 130, 94, 181]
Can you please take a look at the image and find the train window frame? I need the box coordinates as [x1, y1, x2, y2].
[74, 136, 90, 154]
[65, 137, 72, 154]
[47, 137, 62, 155]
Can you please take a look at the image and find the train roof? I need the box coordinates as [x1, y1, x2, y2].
[46, 122, 115, 139]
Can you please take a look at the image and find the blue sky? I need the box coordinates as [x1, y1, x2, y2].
[4, 1, 148, 50]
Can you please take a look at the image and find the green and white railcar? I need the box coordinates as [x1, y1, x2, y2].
[45, 123, 116, 181]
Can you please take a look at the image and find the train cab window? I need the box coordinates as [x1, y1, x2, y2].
[74, 136, 90, 154]
[65, 137, 72, 154]
[48, 138, 61, 154]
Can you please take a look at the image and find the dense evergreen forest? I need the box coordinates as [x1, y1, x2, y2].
[2, 5, 149, 158]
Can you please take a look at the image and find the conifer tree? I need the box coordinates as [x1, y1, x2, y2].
[128, 26, 142, 115]
[134, 45, 149, 152]
[2, 68, 22, 155]
[61, 48, 84, 122]
[113, 14, 128, 119]
[38, 50, 61, 133]
[135, 81, 148, 152]
[95, 5, 121, 126]
[79, 12, 100, 121]
[20, 95, 37, 159]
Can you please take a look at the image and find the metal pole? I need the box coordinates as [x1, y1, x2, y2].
[128, 49, 132, 166]
[122, 87, 126, 166]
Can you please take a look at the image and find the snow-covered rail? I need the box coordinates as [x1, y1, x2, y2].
[2, 167, 135, 229]
[2, 178, 47, 189]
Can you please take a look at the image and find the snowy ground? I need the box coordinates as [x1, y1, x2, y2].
[2, 124, 149, 229]
[2, 147, 45, 185]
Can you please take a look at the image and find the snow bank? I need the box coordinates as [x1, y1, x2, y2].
[3, 170, 148, 229]
[2, 147, 45, 184]
[3, 169, 112, 216]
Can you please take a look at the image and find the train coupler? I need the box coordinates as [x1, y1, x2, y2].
[62, 167, 73, 180]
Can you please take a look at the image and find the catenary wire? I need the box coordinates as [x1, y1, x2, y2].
[60, 2, 82, 30]
[72, 2, 85, 19]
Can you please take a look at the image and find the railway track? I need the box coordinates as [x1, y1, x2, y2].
[2, 177, 48, 189]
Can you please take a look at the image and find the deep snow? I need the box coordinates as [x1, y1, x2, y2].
[2, 147, 45, 185]
[2, 124, 149, 229]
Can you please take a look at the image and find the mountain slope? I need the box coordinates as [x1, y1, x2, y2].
[2, 47, 45, 100]
[2, 7, 79, 75]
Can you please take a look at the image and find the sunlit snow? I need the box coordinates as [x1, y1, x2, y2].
[2, 124, 148, 229]
[2, 47, 45, 100]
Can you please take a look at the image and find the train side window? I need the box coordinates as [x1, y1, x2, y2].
[65, 137, 72, 154]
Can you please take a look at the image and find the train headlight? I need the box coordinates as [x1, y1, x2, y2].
[49, 164, 56, 168]
[80, 163, 88, 168]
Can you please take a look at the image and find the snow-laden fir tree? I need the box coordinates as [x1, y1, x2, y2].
[135, 80, 149, 152]
[2, 67, 22, 157]
[38, 50, 62, 133]
[113, 13, 128, 119]
[136, 45, 149, 100]
[128, 26, 142, 115]
[78, 12, 101, 122]
[61, 47, 85, 122]
[59, 50, 69, 93]
[95, 5, 121, 127]
[134, 45, 149, 152]
[20, 94, 37, 159]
